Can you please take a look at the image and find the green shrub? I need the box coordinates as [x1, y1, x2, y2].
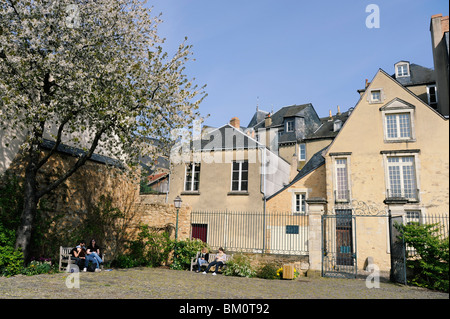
[0, 223, 24, 277]
[396, 222, 449, 292]
[125, 224, 173, 267]
[256, 262, 279, 279]
[171, 238, 207, 270]
[223, 253, 255, 278]
[112, 255, 140, 268]
[21, 260, 53, 276]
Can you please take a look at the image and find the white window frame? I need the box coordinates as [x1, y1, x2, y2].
[396, 63, 410, 77]
[298, 143, 306, 161]
[404, 210, 421, 225]
[382, 153, 420, 201]
[184, 163, 200, 192]
[368, 88, 385, 104]
[384, 113, 412, 140]
[231, 160, 248, 192]
[382, 109, 415, 142]
[331, 155, 351, 203]
[290, 188, 308, 214]
[286, 120, 294, 132]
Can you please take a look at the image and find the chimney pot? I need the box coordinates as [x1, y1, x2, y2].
[328, 109, 333, 121]
[230, 117, 240, 129]
[265, 114, 272, 127]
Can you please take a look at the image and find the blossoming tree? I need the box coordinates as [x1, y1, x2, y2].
[0, 0, 205, 260]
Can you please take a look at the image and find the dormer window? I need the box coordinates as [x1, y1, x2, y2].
[333, 119, 342, 132]
[286, 120, 294, 132]
[395, 62, 410, 78]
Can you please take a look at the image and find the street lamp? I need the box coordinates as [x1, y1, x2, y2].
[174, 196, 182, 241]
[173, 196, 182, 266]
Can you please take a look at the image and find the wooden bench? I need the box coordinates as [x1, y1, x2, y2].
[59, 246, 106, 272]
[190, 252, 232, 272]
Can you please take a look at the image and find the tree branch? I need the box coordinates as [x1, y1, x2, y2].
[36, 126, 107, 199]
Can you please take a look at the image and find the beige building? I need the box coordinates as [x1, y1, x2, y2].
[322, 68, 449, 272]
[167, 123, 291, 212]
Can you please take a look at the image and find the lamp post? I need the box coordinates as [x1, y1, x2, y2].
[174, 196, 182, 241]
[173, 196, 182, 266]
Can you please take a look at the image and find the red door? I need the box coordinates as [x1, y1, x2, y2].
[191, 224, 207, 242]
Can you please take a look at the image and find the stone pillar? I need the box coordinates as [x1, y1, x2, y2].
[306, 197, 327, 276]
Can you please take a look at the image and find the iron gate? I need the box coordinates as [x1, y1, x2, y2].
[322, 210, 357, 278]
[389, 215, 407, 284]
[322, 200, 389, 279]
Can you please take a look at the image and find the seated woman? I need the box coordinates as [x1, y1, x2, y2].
[70, 240, 87, 270]
[203, 247, 226, 275]
[86, 239, 103, 272]
[195, 247, 209, 272]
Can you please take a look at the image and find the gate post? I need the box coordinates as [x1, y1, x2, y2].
[306, 197, 327, 276]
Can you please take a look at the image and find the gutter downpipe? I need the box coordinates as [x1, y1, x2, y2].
[261, 147, 267, 254]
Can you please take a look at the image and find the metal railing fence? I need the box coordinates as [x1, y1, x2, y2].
[190, 210, 309, 255]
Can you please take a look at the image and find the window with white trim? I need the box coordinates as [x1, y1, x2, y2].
[286, 120, 294, 132]
[386, 156, 417, 200]
[335, 158, 349, 202]
[231, 161, 248, 192]
[385, 113, 412, 140]
[185, 163, 200, 191]
[299, 144, 306, 161]
[294, 193, 306, 214]
[405, 211, 421, 225]
[396, 64, 409, 77]
[371, 90, 381, 103]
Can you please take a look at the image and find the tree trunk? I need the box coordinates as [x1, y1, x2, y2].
[15, 159, 38, 263]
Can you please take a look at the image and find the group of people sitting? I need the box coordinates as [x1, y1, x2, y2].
[194, 247, 227, 275]
[70, 239, 103, 272]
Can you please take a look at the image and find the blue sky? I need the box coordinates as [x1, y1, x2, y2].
[149, 0, 449, 128]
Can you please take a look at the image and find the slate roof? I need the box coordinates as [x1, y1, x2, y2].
[304, 110, 351, 141]
[247, 109, 269, 128]
[191, 124, 261, 151]
[392, 63, 435, 86]
[254, 104, 311, 130]
[266, 146, 327, 200]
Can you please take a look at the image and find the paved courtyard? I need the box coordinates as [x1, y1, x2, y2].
[0, 267, 448, 300]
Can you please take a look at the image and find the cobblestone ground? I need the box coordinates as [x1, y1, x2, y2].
[0, 267, 448, 300]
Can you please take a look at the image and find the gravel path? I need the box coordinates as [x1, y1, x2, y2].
[0, 267, 448, 300]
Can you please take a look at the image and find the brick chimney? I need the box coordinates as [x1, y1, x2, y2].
[230, 117, 240, 129]
[265, 114, 272, 127]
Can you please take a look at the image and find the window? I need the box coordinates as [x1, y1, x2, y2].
[231, 161, 248, 192]
[371, 90, 381, 103]
[397, 64, 409, 77]
[298, 144, 306, 161]
[427, 85, 438, 109]
[278, 129, 284, 139]
[294, 193, 306, 214]
[333, 119, 342, 132]
[286, 120, 294, 132]
[385, 113, 412, 140]
[335, 158, 349, 202]
[387, 156, 417, 200]
[405, 211, 421, 225]
[184, 163, 200, 192]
